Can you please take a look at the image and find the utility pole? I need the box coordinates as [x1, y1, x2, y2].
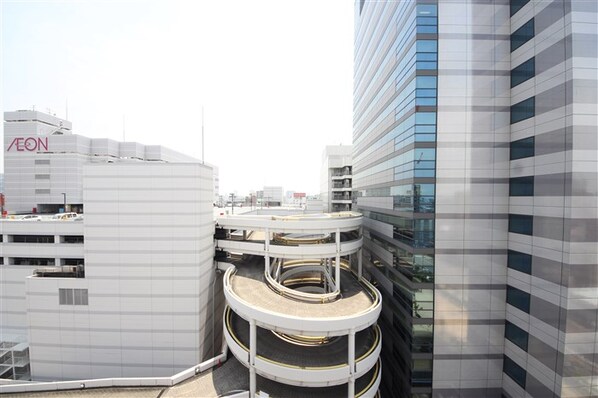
[230, 193, 235, 215]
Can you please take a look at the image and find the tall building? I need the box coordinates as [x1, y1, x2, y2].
[321, 145, 353, 212]
[354, 1, 598, 398]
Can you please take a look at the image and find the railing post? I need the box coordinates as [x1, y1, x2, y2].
[250, 318, 257, 397]
[348, 328, 356, 397]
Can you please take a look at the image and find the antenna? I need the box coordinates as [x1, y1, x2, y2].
[201, 105, 205, 164]
[66, 98, 68, 120]
[122, 115, 125, 142]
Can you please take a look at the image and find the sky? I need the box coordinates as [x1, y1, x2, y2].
[0, 0, 355, 196]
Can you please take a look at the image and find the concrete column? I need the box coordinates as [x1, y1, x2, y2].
[335, 228, 341, 293]
[250, 319, 257, 397]
[358, 249, 363, 280]
[265, 228, 270, 275]
[348, 328, 356, 397]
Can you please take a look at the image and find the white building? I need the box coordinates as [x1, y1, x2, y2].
[1, 111, 217, 381]
[3, 110, 197, 214]
[320, 145, 352, 212]
[261, 186, 283, 207]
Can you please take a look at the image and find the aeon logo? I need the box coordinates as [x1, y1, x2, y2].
[6, 137, 49, 152]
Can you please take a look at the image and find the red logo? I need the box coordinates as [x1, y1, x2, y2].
[6, 137, 49, 152]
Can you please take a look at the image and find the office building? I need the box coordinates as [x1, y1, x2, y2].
[320, 145, 353, 212]
[1, 111, 217, 381]
[354, 1, 597, 398]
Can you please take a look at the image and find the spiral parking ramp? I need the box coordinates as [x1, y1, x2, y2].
[215, 212, 382, 397]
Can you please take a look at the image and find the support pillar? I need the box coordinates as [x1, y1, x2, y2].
[358, 248, 363, 280]
[335, 228, 341, 293]
[265, 228, 270, 275]
[250, 319, 257, 397]
[348, 328, 356, 397]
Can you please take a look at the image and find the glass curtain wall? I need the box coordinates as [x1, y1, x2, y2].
[354, 2, 438, 397]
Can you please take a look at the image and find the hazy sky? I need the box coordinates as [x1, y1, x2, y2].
[1, 0, 354, 196]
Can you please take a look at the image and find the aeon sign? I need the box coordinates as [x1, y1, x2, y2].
[6, 137, 49, 152]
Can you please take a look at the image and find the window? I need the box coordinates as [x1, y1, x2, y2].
[511, 19, 534, 52]
[509, 214, 533, 235]
[35, 189, 50, 195]
[416, 40, 437, 70]
[11, 258, 55, 266]
[11, 235, 54, 244]
[511, 57, 535, 87]
[510, 136, 534, 160]
[507, 286, 530, 313]
[59, 288, 88, 305]
[61, 235, 84, 244]
[34, 174, 50, 180]
[34, 159, 50, 165]
[510, 0, 530, 16]
[416, 76, 436, 89]
[505, 321, 529, 351]
[509, 176, 534, 196]
[503, 355, 527, 388]
[416, 4, 438, 34]
[507, 250, 532, 274]
[511, 97, 535, 124]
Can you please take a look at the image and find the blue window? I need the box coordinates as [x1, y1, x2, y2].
[510, 0, 530, 16]
[417, 4, 437, 17]
[417, 40, 437, 53]
[509, 176, 534, 196]
[511, 19, 534, 52]
[505, 321, 529, 351]
[511, 97, 535, 124]
[511, 57, 535, 88]
[415, 112, 436, 125]
[504, 355, 527, 388]
[510, 136, 534, 160]
[507, 286, 530, 313]
[507, 250, 532, 274]
[509, 214, 533, 235]
[416, 76, 437, 89]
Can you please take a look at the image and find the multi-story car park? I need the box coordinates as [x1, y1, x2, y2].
[215, 212, 381, 397]
[354, 1, 598, 398]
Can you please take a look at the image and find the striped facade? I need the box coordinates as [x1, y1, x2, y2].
[354, 1, 598, 398]
[25, 162, 216, 380]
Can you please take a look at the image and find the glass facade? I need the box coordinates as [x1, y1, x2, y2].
[354, 2, 437, 397]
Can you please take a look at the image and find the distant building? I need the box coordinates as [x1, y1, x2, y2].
[320, 145, 352, 212]
[3, 110, 197, 214]
[262, 186, 283, 207]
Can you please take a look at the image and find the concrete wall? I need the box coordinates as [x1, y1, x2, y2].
[25, 162, 216, 380]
